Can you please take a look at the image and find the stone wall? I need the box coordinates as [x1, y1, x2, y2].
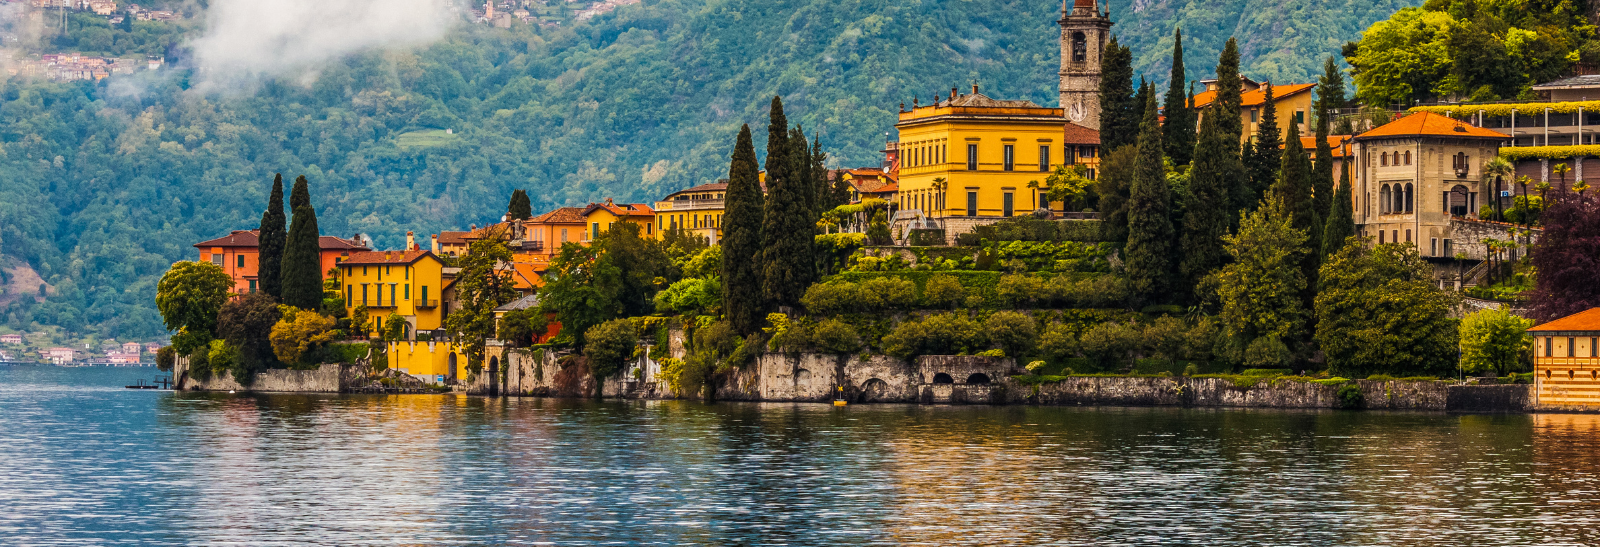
[173, 357, 357, 393]
[1449, 217, 1541, 261]
[1016, 377, 1451, 410]
[1447, 384, 1534, 412]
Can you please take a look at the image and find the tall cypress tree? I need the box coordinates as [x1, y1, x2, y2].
[761, 97, 811, 310]
[1322, 165, 1356, 261]
[1163, 29, 1195, 166]
[1270, 122, 1319, 318]
[1132, 78, 1150, 133]
[1311, 105, 1335, 254]
[1315, 56, 1348, 131]
[722, 124, 765, 335]
[1216, 39, 1250, 218]
[1125, 92, 1174, 306]
[1097, 37, 1136, 150]
[257, 173, 286, 299]
[1179, 106, 1231, 300]
[789, 125, 817, 287]
[507, 189, 532, 220]
[1249, 83, 1282, 209]
[280, 176, 323, 310]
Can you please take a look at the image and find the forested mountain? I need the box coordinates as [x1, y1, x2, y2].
[0, 0, 1415, 338]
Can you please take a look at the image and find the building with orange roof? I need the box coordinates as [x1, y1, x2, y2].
[1194, 82, 1317, 144]
[1062, 121, 1101, 179]
[1530, 308, 1600, 408]
[654, 182, 728, 243]
[1297, 134, 1354, 186]
[1351, 111, 1509, 256]
[582, 198, 657, 241]
[193, 230, 370, 295]
[832, 168, 898, 204]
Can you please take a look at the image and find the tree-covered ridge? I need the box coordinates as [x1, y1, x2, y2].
[0, 0, 1412, 339]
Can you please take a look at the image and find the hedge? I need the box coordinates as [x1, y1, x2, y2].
[907, 228, 947, 246]
[1411, 101, 1600, 118]
[1497, 145, 1600, 161]
[959, 218, 1112, 245]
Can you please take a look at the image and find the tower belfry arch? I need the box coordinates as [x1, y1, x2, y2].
[1059, 0, 1113, 130]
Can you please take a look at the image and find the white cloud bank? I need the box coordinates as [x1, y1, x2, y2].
[189, 0, 456, 88]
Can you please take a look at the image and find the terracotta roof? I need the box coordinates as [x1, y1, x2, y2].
[1295, 135, 1354, 158]
[1063, 122, 1100, 145]
[339, 249, 438, 266]
[196, 230, 368, 251]
[435, 231, 470, 245]
[1530, 308, 1600, 332]
[195, 230, 258, 248]
[526, 207, 587, 225]
[582, 201, 655, 218]
[1354, 111, 1510, 141]
[1192, 83, 1317, 109]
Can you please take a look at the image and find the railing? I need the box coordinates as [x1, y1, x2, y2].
[657, 198, 725, 211]
[516, 240, 544, 252]
[363, 301, 396, 309]
[415, 299, 439, 309]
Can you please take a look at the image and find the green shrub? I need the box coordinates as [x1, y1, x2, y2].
[653, 277, 722, 315]
[1337, 383, 1364, 409]
[861, 276, 919, 310]
[908, 228, 947, 246]
[1240, 368, 1291, 377]
[156, 346, 176, 372]
[583, 318, 638, 379]
[1366, 374, 1396, 381]
[1183, 363, 1199, 376]
[1141, 316, 1186, 363]
[984, 310, 1039, 358]
[1080, 322, 1137, 371]
[923, 274, 965, 308]
[802, 280, 861, 316]
[976, 348, 1005, 357]
[1243, 337, 1292, 369]
[996, 274, 1045, 306]
[883, 312, 985, 359]
[1038, 323, 1079, 364]
[812, 319, 861, 354]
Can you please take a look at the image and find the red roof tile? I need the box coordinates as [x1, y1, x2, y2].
[196, 230, 368, 251]
[582, 201, 655, 218]
[1063, 122, 1100, 145]
[1295, 135, 1354, 157]
[339, 249, 438, 266]
[435, 231, 470, 244]
[1193, 83, 1317, 110]
[1354, 111, 1510, 141]
[527, 207, 588, 225]
[1530, 308, 1600, 332]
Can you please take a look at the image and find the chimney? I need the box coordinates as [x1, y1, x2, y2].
[605, 197, 614, 206]
[431, 234, 439, 254]
[972, 83, 979, 94]
[406, 231, 416, 250]
[952, 87, 959, 99]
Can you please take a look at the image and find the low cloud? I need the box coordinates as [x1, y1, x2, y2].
[189, 0, 456, 89]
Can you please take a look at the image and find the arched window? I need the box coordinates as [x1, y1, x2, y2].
[1405, 183, 1414, 212]
[1380, 185, 1391, 213]
[1404, 151, 1412, 165]
[1072, 31, 1087, 63]
[1381, 152, 1389, 167]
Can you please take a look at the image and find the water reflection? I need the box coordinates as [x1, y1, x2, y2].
[6, 367, 1600, 545]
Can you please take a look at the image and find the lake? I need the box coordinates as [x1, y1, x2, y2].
[1, 365, 1598, 546]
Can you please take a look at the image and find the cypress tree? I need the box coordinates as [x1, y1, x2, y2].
[1125, 92, 1174, 306]
[1270, 122, 1319, 318]
[789, 125, 818, 287]
[1312, 104, 1335, 254]
[1094, 146, 1137, 241]
[761, 97, 812, 310]
[1097, 37, 1136, 150]
[280, 176, 323, 310]
[1322, 166, 1356, 261]
[1163, 29, 1195, 166]
[1249, 83, 1282, 209]
[1132, 78, 1150, 133]
[1179, 106, 1231, 300]
[289, 175, 310, 210]
[1216, 39, 1251, 218]
[257, 173, 286, 299]
[507, 189, 532, 220]
[1315, 56, 1348, 130]
[722, 124, 765, 335]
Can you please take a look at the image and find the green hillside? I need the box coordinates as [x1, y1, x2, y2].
[0, 0, 1417, 338]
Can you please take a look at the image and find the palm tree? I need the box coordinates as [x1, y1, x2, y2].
[931, 177, 949, 220]
[1481, 157, 1514, 221]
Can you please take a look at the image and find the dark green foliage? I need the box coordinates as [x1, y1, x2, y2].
[907, 229, 947, 246]
[1311, 113, 1335, 255]
[507, 189, 532, 220]
[498, 307, 550, 347]
[1316, 240, 1458, 377]
[761, 98, 815, 309]
[217, 292, 282, 371]
[539, 222, 670, 345]
[1124, 93, 1173, 306]
[722, 124, 765, 335]
[1247, 84, 1282, 209]
[156, 346, 176, 372]
[289, 175, 310, 210]
[1132, 78, 1151, 132]
[1270, 121, 1320, 315]
[257, 173, 286, 299]
[882, 312, 985, 360]
[281, 203, 323, 310]
[984, 310, 1039, 358]
[963, 217, 1108, 243]
[1336, 383, 1364, 409]
[1322, 169, 1357, 262]
[811, 319, 861, 354]
[1179, 105, 1232, 300]
[1098, 37, 1137, 151]
[1095, 146, 1138, 241]
[1314, 57, 1347, 128]
[447, 238, 520, 375]
[1163, 29, 1195, 166]
[1215, 39, 1253, 219]
[583, 318, 638, 381]
[155, 261, 233, 353]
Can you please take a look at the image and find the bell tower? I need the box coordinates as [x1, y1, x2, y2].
[1059, 0, 1113, 130]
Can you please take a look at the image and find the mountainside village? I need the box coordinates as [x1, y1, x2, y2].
[160, 0, 1600, 408]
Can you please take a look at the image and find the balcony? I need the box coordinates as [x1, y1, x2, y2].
[514, 240, 544, 252]
[656, 198, 725, 212]
[361, 301, 396, 309]
[416, 299, 439, 310]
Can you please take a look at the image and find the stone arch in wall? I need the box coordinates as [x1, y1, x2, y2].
[1380, 185, 1391, 213]
[932, 373, 954, 384]
[966, 373, 991, 385]
[448, 353, 458, 380]
[862, 378, 889, 402]
[794, 368, 811, 387]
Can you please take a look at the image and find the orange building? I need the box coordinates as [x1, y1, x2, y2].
[1193, 81, 1317, 144]
[194, 230, 371, 294]
[1531, 308, 1600, 408]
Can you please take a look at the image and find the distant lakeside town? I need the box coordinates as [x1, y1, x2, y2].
[0, 330, 160, 365]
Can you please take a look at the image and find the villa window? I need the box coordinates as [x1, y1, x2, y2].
[1404, 151, 1412, 165]
[210, 254, 222, 265]
[1003, 145, 1014, 171]
[1405, 183, 1414, 212]
[248, 280, 256, 293]
[237, 255, 245, 268]
[346, 285, 352, 307]
[967, 191, 978, 216]
[1381, 152, 1389, 167]
[1039, 145, 1050, 172]
[967, 144, 978, 170]
[404, 284, 410, 300]
[1003, 191, 1015, 217]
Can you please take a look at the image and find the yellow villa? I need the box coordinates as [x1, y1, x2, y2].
[654, 182, 728, 243]
[1531, 308, 1600, 408]
[1193, 80, 1316, 144]
[894, 86, 1071, 234]
[582, 199, 657, 241]
[340, 248, 465, 380]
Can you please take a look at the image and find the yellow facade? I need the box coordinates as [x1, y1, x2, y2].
[384, 340, 465, 381]
[340, 250, 449, 339]
[894, 93, 1070, 218]
[582, 201, 658, 241]
[654, 182, 728, 243]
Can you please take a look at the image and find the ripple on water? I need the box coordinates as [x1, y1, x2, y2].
[2, 366, 1600, 546]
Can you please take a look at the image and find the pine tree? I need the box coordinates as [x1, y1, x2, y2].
[789, 125, 818, 287]
[1322, 165, 1356, 262]
[1179, 105, 1231, 300]
[1163, 29, 1195, 166]
[1097, 37, 1136, 150]
[289, 174, 310, 210]
[1315, 56, 1348, 130]
[1249, 83, 1282, 209]
[1125, 92, 1174, 306]
[1311, 105, 1335, 254]
[280, 176, 324, 311]
[507, 189, 532, 220]
[761, 97, 812, 310]
[257, 173, 286, 299]
[722, 125, 765, 335]
[1094, 146, 1137, 241]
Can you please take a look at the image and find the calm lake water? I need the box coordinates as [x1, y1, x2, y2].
[3, 366, 1600, 546]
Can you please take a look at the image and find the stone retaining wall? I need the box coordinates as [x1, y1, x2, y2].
[173, 358, 358, 393]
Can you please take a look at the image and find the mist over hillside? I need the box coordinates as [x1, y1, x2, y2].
[0, 0, 1415, 338]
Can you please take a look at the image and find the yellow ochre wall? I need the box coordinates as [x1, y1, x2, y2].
[584, 209, 657, 241]
[342, 254, 448, 337]
[1534, 334, 1600, 407]
[895, 105, 1069, 218]
[386, 340, 464, 380]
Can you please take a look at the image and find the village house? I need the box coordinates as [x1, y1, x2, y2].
[46, 347, 75, 364]
[122, 342, 141, 355]
[105, 351, 140, 365]
[1193, 79, 1316, 144]
[1, 333, 21, 345]
[583, 199, 657, 241]
[1351, 111, 1509, 255]
[653, 182, 727, 243]
[1530, 308, 1600, 408]
[193, 230, 371, 294]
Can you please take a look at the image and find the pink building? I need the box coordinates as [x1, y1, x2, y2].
[46, 347, 75, 364]
[1, 334, 21, 345]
